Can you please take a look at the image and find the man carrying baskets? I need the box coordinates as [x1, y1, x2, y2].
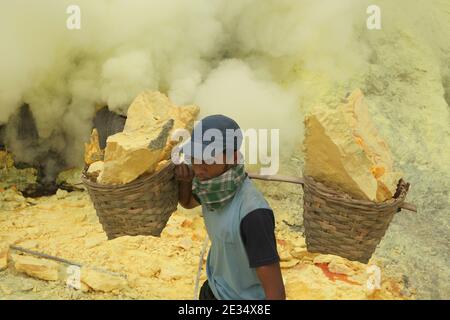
[175, 114, 286, 300]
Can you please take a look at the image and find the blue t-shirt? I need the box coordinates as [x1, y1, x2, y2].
[196, 177, 279, 300]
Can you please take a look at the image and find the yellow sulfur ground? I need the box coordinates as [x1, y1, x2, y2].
[0, 189, 410, 300]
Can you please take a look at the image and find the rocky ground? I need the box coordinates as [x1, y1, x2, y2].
[0, 185, 410, 300]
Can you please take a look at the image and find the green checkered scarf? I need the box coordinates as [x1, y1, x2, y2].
[192, 164, 246, 212]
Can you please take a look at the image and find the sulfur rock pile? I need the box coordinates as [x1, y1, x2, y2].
[303, 89, 403, 202]
[84, 91, 199, 185]
[0, 190, 410, 299]
[0, 150, 38, 194]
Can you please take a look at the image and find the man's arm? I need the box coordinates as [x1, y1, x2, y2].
[240, 209, 286, 300]
[175, 164, 200, 209]
[256, 262, 286, 300]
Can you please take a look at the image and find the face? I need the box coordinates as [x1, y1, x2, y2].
[190, 151, 238, 181]
[191, 162, 228, 181]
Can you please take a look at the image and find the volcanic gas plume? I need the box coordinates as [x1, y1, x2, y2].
[0, 0, 450, 298]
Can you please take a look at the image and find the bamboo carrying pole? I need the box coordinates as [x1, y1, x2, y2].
[247, 172, 417, 213]
[9, 245, 127, 279]
[10, 245, 82, 266]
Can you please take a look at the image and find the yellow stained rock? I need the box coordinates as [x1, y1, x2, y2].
[161, 103, 200, 161]
[124, 91, 199, 163]
[123, 91, 173, 132]
[161, 225, 186, 238]
[0, 190, 408, 300]
[80, 282, 91, 293]
[137, 262, 161, 278]
[304, 89, 403, 202]
[177, 237, 194, 251]
[289, 247, 309, 260]
[280, 259, 300, 269]
[98, 91, 199, 185]
[328, 260, 357, 276]
[313, 254, 365, 275]
[81, 267, 127, 292]
[84, 235, 107, 249]
[0, 150, 14, 168]
[284, 262, 404, 300]
[12, 254, 59, 281]
[56, 168, 83, 188]
[279, 248, 293, 261]
[87, 161, 104, 175]
[84, 128, 104, 166]
[55, 189, 69, 199]
[285, 265, 366, 299]
[0, 245, 8, 270]
[124, 90, 199, 136]
[17, 239, 39, 249]
[98, 119, 173, 184]
[159, 263, 185, 281]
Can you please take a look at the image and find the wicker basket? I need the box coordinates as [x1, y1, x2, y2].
[81, 161, 178, 240]
[302, 175, 410, 263]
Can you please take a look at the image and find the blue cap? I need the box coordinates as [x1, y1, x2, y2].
[182, 114, 243, 162]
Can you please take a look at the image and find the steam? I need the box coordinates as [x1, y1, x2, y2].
[193, 59, 300, 169]
[0, 0, 449, 176]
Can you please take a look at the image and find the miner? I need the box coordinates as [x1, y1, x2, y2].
[175, 114, 286, 300]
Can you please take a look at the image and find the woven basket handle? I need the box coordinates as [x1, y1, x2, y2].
[247, 172, 417, 213]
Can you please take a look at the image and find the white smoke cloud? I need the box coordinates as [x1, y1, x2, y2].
[0, 0, 226, 166]
[217, 0, 370, 76]
[0, 0, 449, 176]
[193, 59, 300, 166]
[100, 51, 158, 114]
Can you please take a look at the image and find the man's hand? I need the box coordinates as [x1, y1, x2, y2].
[255, 262, 286, 300]
[175, 164, 199, 209]
[175, 163, 195, 182]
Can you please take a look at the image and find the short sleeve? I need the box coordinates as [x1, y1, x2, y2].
[240, 209, 280, 268]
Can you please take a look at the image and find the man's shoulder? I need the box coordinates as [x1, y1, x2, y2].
[237, 178, 272, 218]
[242, 177, 270, 200]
